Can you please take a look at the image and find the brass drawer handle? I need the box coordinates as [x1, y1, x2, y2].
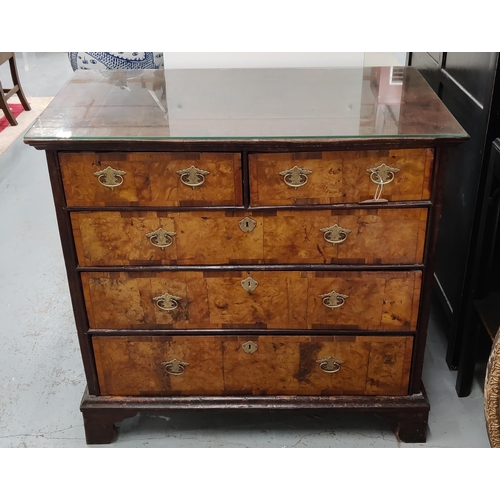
[316, 357, 343, 373]
[363, 163, 400, 203]
[162, 359, 189, 376]
[146, 228, 176, 248]
[319, 289, 348, 309]
[93, 166, 126, 189]
[320, 224, 351, 245]
[177, 165, 210, 188]
[279, 166, 312, 188]
[367, 163, 400, 185]
[153, 291, 182, 311]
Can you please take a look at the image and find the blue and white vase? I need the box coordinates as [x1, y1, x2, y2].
[69, 52, 164, 71]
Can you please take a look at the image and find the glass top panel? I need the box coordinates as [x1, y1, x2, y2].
[25, 67, 467, 141]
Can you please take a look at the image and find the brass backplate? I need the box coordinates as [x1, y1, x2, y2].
[279, 165, 312, 188]
[93, 165, 126, 189]
[319, 289, 348, 309]
[177, 165, 210, 188]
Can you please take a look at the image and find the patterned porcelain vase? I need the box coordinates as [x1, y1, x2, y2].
[69, 52, 164, 71]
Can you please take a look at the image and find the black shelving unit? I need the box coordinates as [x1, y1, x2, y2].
[409, 52, 500, 396]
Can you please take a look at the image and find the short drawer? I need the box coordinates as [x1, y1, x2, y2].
[59, 152, 242, 207]
[82, 270, 421, 331]
[71, 207, 427, 266]
[249, 149, 434, 206]
[93, 335, 413, 396]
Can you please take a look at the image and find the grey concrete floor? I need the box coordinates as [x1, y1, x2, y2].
[0, 53, 491, 447]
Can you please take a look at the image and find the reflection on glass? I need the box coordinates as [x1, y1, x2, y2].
[360, 67, 403, 135]
[164, 67, 364, 137]
[24, 67, 467, 141]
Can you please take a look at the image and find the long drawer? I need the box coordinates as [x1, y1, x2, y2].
[249, 149, 434, 206]
[59, 152, 243, 207]
[93, 335, 413, 396]
[82, 270, 422, 331]
[72, 208, 427, 266]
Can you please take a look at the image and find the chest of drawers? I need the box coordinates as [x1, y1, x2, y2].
[25, 67, 467, 444]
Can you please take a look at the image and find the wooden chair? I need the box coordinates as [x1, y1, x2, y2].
[0, 52, 31, 126]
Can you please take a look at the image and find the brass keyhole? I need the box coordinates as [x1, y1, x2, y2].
[242, 341, 258, 354]
[241, 277, 258, 292]
[238, 217, 256, 233]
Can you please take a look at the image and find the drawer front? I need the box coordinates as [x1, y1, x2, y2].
[59, 152, 242, 207]
[82, 270, 421, 331]
[72, 208, 427, 266]
[93, 336, 224, 396]
[71, 210, 263, 266]
[260, 208, 427, 265]
[93, 335, 413, 396]
[249, 149, 433, 206]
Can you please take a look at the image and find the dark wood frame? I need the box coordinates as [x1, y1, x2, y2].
[22, 135, 465, 445]
[80, 390, 430, 445]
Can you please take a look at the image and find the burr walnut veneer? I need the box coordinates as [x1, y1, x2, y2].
[25, 67, 467, 444]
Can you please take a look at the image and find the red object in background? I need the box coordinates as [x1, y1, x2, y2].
[0, 104, 25, 133]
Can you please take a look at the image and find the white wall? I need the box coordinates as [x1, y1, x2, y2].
[163, 52, 365, 68]
[164, 68, 365, 137]
[364, 52, 408, 66]
[162, 52, 407, 69]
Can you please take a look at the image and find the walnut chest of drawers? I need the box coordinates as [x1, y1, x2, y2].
[25, 67, 467, 444]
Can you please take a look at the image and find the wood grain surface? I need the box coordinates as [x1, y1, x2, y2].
[249, 149, 433, 206]
[71, 208, 427, 266]
[93, 336, 224, 396]
[82, 270, 422, 331]
[93, 335, 413, 396]
[261, 208, 428, 265]
[59, 152, 242, 207]
[71, 210, 263, 266]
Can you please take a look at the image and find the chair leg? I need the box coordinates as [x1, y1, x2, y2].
[0, 80, 18, 126]
[9, 55, 30, 111]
